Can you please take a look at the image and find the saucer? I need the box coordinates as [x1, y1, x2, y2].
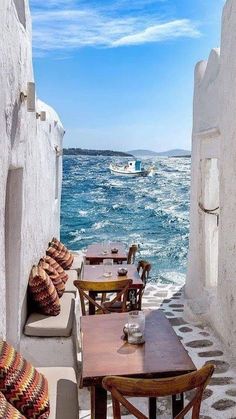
[103, 272, 112, 278]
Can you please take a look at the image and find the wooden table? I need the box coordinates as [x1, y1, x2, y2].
[80, 310, 196, 418]
[85, 242, 127, 265]
[81, 264, 144, 314]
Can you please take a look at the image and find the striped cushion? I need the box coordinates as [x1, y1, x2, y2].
[28, 266, 60, 316]
[50, 237, 69, 253]
[0, 391, 26, 418]
[46, 246, 74, 270]
[0, 341, 50, 418]
[40, 256, 68, 284]
[38, 262, 65, 298]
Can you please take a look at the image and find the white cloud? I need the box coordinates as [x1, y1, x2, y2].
[30, 1, 201, 55]
[113, 20, 200, 46]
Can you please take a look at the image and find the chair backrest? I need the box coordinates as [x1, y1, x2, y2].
[102, 364, 214, 419]
[74, 279, 132, 315]
[137, 260, 152, 287]
[127, 244, 138, 264]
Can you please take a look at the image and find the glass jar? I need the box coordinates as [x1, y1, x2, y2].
[127, 311, 145, 344]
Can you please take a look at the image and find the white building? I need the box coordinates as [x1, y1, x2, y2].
[186, 0, 236, 356]
[0, 0, 64, 348]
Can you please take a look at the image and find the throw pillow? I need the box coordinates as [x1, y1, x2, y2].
[0, 341, 50, 418]
[50, 237, 68, 253]
[40, 256, 68, 283]
[0, 391, 26, 418]
[39, 261, 65, 297]
[46, 246, 73, 270]
[28, 266, 60, 316]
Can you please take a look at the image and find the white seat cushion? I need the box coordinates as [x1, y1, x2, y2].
[24, 293, 75, 337]
[65, 270, 78, 294]
[70, 253, 83, 271]
[38, 367, 78, 419]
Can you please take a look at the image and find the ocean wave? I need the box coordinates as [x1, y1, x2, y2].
[93, 220, 110, 230]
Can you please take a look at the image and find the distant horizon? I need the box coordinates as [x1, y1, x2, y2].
[63, 146, 191, 153]
[63, 145, 191, 153]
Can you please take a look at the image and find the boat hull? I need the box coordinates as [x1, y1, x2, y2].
[110, 166, 149, 177]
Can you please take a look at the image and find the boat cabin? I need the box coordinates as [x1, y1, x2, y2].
[127, 160, 142, 171]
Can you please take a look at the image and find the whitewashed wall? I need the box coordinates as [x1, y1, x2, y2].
[186, 0, 236, 356]
[0, 0, 64, 348]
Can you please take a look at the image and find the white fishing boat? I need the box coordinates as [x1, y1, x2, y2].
[109, 160, 153, 177]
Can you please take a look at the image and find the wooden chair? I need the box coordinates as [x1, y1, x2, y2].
[137, 260, 152, 287]
[74, 279, 132, 315]
[102, 364, 214, 419]
[128, 261, 152, 310]
[127, 244, 138, 264]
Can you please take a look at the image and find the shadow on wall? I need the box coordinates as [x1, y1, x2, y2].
[10, 100, 20, 147]
[13, 0, 26, 29]
[5, 168, 23, 347]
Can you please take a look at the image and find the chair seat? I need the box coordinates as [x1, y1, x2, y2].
[65, 270, 78, 294]
[24, 293, 75, 337]
[38, 367, 78, 419]
[102, 301, 127, 313]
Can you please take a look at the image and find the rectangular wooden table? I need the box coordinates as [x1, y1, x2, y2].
[80, 310, 196, 418]
[81, 264, 144, 314]
[85, 242, 127, 265]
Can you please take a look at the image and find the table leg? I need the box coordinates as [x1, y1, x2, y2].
[149, 397, 156, 419]
[172, 393, 184, 418]
[89, 291, 96, 315]
[91, 385, 107, 419]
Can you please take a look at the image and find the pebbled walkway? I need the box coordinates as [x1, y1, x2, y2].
[79, 283, 236, 418]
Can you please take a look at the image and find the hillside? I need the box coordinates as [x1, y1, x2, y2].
[128, 149, 191, 157]
[63, 148, 133, 157]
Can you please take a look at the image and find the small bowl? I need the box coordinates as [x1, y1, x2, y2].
[118, 268, 128, 276]
[111, 248, 118, 254]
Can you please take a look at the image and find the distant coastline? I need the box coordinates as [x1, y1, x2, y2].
[128, 148, 191, 157]
[63, 148, 133, 157]
[63, 147, 191, 158]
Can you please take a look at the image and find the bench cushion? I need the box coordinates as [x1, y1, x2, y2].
[24, 293, 75, 337]
[38, 368, 78, 419]
[65, 270, 78, 294]
[70, 254, 83, 271]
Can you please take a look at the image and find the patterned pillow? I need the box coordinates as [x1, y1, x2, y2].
[46, 246, 74, 270]
[50, 237, 69, 253]
[40, 256, 68, 283]
[0, 341, 50, 418]
[0, 391, 26, 418]
[39, 261, 65, 297]
[28, 266, 60, 316]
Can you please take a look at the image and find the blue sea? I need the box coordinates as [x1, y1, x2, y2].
[61, 156, 191, 285]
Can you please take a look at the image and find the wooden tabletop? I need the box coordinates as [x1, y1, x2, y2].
[81, 264, 143, 289]
[80, 310, 196, 387]
[85, 242, 127, 263]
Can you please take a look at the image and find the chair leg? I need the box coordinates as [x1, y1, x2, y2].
[172, 393, 184, 418]
[149, 397, 156, 419]
[91, 385, 107, 419]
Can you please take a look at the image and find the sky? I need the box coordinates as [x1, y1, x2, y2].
[30, 0, 225, 152]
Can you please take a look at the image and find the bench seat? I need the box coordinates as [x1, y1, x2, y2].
[70, 253, 83, 271]
[38, 367, 79, 419]
[24, 293, 75, 337]
[65, 270, 78, 294]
